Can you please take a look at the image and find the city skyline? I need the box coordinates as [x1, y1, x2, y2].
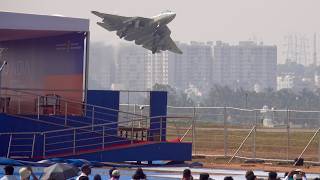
[1, 0, 319, 45]
[89, 40, 278, 92]
[2, 0, 320, 64]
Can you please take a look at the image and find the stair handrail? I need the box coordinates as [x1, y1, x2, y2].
[0, 131, 42, 135]
[0, 87, 148, 118]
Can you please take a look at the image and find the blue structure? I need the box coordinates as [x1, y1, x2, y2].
[0, 12, 192, 163]
[0, 90, 192, 162]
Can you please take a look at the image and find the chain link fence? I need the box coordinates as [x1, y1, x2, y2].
[168, 106, 320, 163]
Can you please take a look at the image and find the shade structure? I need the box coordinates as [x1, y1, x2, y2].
[41, 163, 80, 180]
[0, 11, 90, 105]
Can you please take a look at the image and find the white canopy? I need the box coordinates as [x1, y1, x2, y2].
[0, 11, 89, 41]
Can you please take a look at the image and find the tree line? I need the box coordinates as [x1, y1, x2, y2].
[152, 84, 320, 111]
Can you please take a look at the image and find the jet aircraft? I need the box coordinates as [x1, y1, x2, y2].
[92, 10, 182, 54]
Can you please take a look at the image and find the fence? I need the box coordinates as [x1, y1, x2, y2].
[167, 106, 320, 163]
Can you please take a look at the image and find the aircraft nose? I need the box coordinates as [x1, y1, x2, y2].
[170, 13, 176, 19]
[168, 13, 176, 22]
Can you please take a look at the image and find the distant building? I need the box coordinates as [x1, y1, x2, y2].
[277, 75, 294, 90]
[89, 42, 114, 90]
[114, 44, 169, 90]
[114, 44, 147, 90]
[315, 73, 320, 88]
[145, 52, 169, 89]
[213, 41, 277, 91]
[277, 73, 315, 91]
[168, 41, 213, 92]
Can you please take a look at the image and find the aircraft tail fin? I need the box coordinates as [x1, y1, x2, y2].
[91, 11, 105, 18]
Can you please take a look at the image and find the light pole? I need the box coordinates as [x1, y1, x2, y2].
[138, 105, 145, 128]
[0, 61, 7, 89]
[245, 92, 248, 108]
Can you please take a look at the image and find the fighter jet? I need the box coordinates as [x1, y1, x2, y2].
[91, 10, 182, 54]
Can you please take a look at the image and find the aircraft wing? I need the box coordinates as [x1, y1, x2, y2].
[92, 11, 152, 32]
[136, 25, 182, 54]
[162, 35, 183, 54]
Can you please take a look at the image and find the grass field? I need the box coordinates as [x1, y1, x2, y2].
[166, 121, 320, 162]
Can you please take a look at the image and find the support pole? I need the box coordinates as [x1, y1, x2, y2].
[319, 129, 320, 162]
[192, 106, 196, 155]
[31, 133, 36, 158]
[7, 134, 12, 158]
[73, 129, 76, 155]
[253, 110, 257, 160]
[160, 117, 163, 142]
[295, 128, 320, 166]
[18, 92, 21, 114]
[43, 133, 46, 158]
[224, 107, 228, 157]
[37, 96, 40, 119]
[286, 108, 290, 160]
[102, 126, 105, 149]
[131, 117, 134, 144]
[84, 32, 90, 116]
[228, 126, 256, 164]
[92, 107, 95, 131]
[64, 102, 68, 126]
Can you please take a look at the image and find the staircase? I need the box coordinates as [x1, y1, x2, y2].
[0, 88, 193, 162]
[6, 133, 37, 159]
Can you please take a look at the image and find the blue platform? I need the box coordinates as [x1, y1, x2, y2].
[0, 90, 192, 163]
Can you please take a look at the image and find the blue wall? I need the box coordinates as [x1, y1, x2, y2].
[86, 90, 120, 140]
[150, 91, 167, 141]
[0, 90, 192, 162]
[64, 142, 192, 162]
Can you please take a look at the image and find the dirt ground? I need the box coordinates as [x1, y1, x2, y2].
[192, 156, 320, 174]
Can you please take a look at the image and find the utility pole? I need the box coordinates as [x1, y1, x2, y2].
[314, 33, 317, 66]
[245, 93, 248, 108]
[0, 48, 8, 89]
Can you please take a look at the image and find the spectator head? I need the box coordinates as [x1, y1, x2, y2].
[109, 167, 117, 177]
[183, 169, 192, 179]
[112, 169, 120, 178]
[268, 171, 277, 180]
[4, 165, 14, 175]
[79, 176, 89, 180]
[81, 164, 91, 176]
[245, 170, 256, 180]
[19, 167, 31, 180]
[93, 174, 102, 180]
[132, 167, 146, 179]
[199, 173, 210, 180]
[224, 176, 234, 180]
[293, 174, 303, 180]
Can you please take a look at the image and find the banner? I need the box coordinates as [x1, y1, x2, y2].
[0, 32, 85, 101]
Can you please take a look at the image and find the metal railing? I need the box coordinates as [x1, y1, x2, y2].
[1, 115, 193, 159]
[167, 105, 320, 163]
[0, 88, 146, 129]
[1, 132, 40, 159]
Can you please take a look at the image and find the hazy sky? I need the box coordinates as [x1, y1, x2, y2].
[1, 0, 320, 62]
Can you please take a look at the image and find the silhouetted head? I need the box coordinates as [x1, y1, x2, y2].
[93, 174, 102, 180]
[245, 170, 256, 180]
[109, 167, 117, 177]
[199, 173, 210, 180]
[111, 169, 120, 178]
[79, 176, 89, 180]
[224, 176, 234, 180]
[132, 167, 146, 179]
[4, 165, 14, 175]
[183, 169, 192, 179]
[269, 171, 277, 180]
[81, 164, 91, 176]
